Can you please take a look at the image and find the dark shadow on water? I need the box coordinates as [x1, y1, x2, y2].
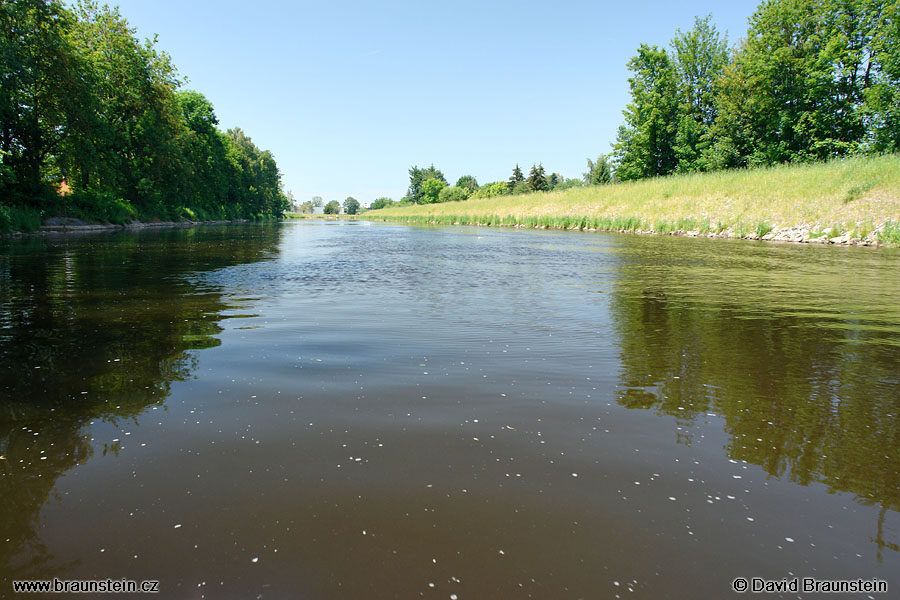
[608, 236, 900, 557]
[0, 224, 282, 581]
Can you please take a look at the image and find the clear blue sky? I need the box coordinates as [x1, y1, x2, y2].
[108, 0, 761, 205]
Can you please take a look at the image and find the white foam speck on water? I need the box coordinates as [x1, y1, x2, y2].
[174, 524, 182, 529]
[572, 473, 578, 477]
[251, 557, 259, 563]
[668, 497, 676, 501]
[785, 537, 794, 543]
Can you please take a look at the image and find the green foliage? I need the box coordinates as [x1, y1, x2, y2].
[420, 178, 447, 203]
[527, 163, 548, 191]
[68, 190, 137, 224]
[866, 1, 900, 151]
[370, 197, 394, 210]
[0, 0, 287, 231]
[511, 181, 532, 195]
[670, 15, 729, 172]
[470, 182, 509, 198]
[879, 221, 900, 245]
[556, 178, 585, 191]
[613, 3, 900, 179]
[343, 197, 360, 215]
[843, 181, 874, 203]
[298, 201, 315, 214]
[508, 164, 525, 191]
[584, 155, 613, 184]
[708, 0, 886, 167]
[438, 186, 469, 203]
[756, 220, 774, 238]
[455, 175, 479, 193]
[323, 200, 341, 214]
[0, 0, 92, 204]
[0, 204, 42, 233]
[614, 44, 679, 181]
[407, 164, 446, 203]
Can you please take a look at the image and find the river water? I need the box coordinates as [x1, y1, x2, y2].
[1, 221, 899, 598]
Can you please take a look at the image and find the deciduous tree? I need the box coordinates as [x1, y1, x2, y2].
[343, 196, 360, 214]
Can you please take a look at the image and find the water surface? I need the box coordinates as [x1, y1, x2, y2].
[2, 222, 899, 598]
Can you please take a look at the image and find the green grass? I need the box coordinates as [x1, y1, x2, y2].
[0, 204, 42, 233]
[880, 220, 900, 245]
[756, 220, 774, 238]
[366, 154, 900, 244]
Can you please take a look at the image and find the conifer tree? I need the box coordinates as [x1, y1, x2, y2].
[527, 163, 548, 191]
[508, 164, 524, 191]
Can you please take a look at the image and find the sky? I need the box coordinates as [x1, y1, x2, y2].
[107, 0, 761, 205]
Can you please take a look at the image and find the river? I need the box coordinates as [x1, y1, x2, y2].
[1, 221, 898, 598]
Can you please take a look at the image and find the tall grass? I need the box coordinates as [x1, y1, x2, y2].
[0, 205, 42, 233]
[880, 221, 900, 245]
[367, 155, 900, 243]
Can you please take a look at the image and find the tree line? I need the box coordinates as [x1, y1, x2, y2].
[614, 0, 899, 180]
[375, 0, 898, 209]
[369, 162, 595, 208]
[1, 0, 290, 232]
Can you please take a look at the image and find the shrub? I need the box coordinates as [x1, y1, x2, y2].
[471, 182, 508, 198]
[0, 204, 42, 233]
[438, 186, 469, 203]
[66, 191, 137, 224]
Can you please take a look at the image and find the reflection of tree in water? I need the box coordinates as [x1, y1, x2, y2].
[0, 225, 282, 582]
[610, 275, 900, 556]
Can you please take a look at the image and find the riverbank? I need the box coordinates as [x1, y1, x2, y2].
[3, 217, 253, 237]
[365, 155, 900, 247]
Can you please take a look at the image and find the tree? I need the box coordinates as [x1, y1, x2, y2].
[670, 15, 729, 172]
[455, 175, 479, 194]
[547, 172, 561, 189]
[471, 182, 509, 198]
[67, 2, 185, 213]
[0, 0, 289, 226]
[0, 0, 94, 205]
[343, 196, 360, 215]
[420, 178, 446, 203]
[508, 164, 525, 191]
[866, 0, 900, 151]
[407, 164, 446, 203]
[370, 197, 393, 210]
[511, 181, 531, 195]
[299, 200, 315, 214]
[556, 178, 585, 190]
[584, 155, 613, 184]
[311, 196, 323, 208]
[613, 44, 679, 181]
[438, 186, 468, 203]
[708, 0, 885, 167]
[527, 163, 548, 191]
[323, 200, 340, 214]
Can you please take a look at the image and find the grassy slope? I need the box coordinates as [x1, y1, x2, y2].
[366, 155, 900, 243]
